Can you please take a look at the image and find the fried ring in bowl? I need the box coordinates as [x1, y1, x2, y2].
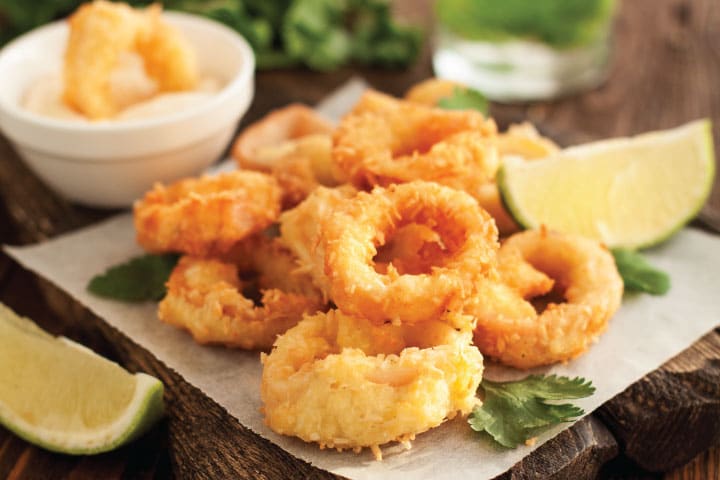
[332, 90, 498, 191]
[63, 1, 197, 119]
[159, 255, 323, 349]
[261, 309, 483, 460]
[321, 181, 499, 325]
[468, 229, 623, 369]
[134, 170, 281, 257]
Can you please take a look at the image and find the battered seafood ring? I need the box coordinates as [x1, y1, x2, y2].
[261, 309, 483, 460]
[321, 181, 499, 325]
[63, 0, 198, 119]
[232, 104, 334, 172]
[468, 229, 623, 369]
[278, 185, 357, 300]
[159, 255, 323, 350]
[134, 171, 281, 257]
[332, 90, 498, 191]
[232, 104, 338, 208]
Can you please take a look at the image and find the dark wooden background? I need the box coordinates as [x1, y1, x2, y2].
[1, 0, 719, 478]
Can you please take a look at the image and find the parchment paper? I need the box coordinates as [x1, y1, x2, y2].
[5, 79, 720, 479]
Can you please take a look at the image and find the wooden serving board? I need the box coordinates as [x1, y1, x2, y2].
[1, 0, 719, 478]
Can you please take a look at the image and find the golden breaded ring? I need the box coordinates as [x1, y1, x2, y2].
[278, 185, 358, 301]
[63, 1, 197, 119]
[261, 310, 483, 460]
[469, 229, 623, 369]
[134, 171, 281, 257]
[332, 90, 498, 191]
[159, 255, 323, 349]
[232, 104, 334, 171]
[321, 181, 499, 325]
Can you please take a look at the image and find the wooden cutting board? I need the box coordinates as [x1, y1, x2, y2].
[1, 0, 719, 478]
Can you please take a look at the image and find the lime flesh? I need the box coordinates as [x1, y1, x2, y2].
[498, 119, 715, 249]
[0, 303, 164, 454]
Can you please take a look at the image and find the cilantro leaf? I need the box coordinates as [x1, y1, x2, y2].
[611, 248, 671, 295]
[437, 86, 489, 115]
[87, 254, 179, 302]
[469, 374, 594, 448]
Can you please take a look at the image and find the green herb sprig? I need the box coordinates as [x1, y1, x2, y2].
[0, 0, 422, 71]
[469, 374, 595, 448]
[437, 86, 489, 115]
[611, 248, 671, 295]
[87, 253, 179, 302]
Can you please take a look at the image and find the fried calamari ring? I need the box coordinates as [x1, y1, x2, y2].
[321, 181, 499, 325]
[261, 309, 483, 460]
[232, 104, 339, 208]
[63, 1, 197, 119]
[332, 90, 498, 191]
[228, 233, 325, 302]
[159, 255, 323, 349]
[232, 104, 334, 171]
[134, 171, 281, 257]
[278, 185, 358, 300]
[468, 229, 623, 369]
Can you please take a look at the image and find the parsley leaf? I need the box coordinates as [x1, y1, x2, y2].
[469, 375, 595, 448]
[87, 254, 179, 302]
[611, 248, 671, 295]
[437, 86, 489, 115]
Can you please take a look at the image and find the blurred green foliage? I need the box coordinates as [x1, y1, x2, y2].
[436, 0, 616, 48]
[0, 0, 422, 70]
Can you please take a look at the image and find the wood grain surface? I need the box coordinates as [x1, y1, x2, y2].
[1, 0, 719, 478]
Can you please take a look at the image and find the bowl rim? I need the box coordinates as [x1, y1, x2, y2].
[0, 10, 255, 133]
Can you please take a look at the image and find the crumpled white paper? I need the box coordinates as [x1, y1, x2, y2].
[5, 79, 720, 479]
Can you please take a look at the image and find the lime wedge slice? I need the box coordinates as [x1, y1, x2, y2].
[498, 119, 715, 249]
[0, 303, 164, 454]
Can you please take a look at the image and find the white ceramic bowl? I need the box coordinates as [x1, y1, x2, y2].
[0, 11, 255, 208]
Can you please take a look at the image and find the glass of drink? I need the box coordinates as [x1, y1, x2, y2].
[433, 0, 618, 102]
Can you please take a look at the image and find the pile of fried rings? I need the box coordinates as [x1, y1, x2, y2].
[133, 79, 623, 460]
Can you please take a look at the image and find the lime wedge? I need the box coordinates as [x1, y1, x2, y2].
[498, 119, 715, 249]
[0, 303, 164, 454]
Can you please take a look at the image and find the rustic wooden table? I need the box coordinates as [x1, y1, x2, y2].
[1, 0, 719, 478]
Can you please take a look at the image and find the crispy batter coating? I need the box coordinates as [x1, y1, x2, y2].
[332, 90, 498, 191]
[159, 255, 323, 349]
[469, 229, 623, 369]
[134, 171, 282, 257]
[232, 104, 339, 208]
[63, 1, 197, 119]
[261, 310, 483, 460]
[232, 104, 334, 171]
[321, 181, 499, 325]
[278, 185, 358, 300]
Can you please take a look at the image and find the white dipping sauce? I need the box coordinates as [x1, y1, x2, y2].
[22, 52, 221, 122]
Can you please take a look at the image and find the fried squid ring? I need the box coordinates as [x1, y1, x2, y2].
[63, 1, 197, 119]
[232, 104, 339, 208]
[321, 181, 499, 325]
[134, 171, 281, 257]
[332, 90, 498, 191]
[278, 185, 358, 300]
[468, 229, 623, 369]
[159, 255, 323, 350]
[261, 310, 483, 460]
